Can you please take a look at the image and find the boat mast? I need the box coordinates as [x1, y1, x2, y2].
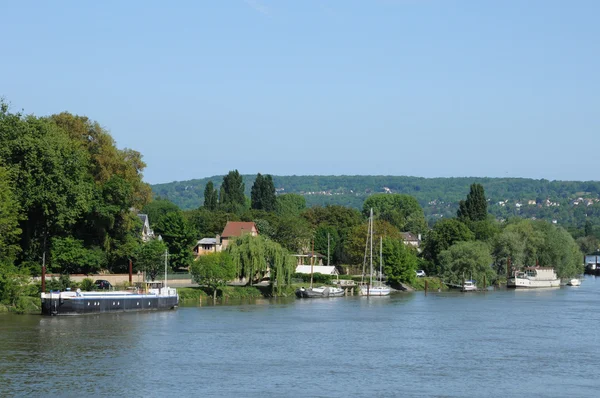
[370, 208, 374, 289]
[327, 232, 330, 266]
[379, 236, 383, 287]
[164, 249, 168, 289]
[310, 239, 314, 289]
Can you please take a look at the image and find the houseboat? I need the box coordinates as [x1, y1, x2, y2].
[41, 281, 178, 316]
[507, 267, 560, 289]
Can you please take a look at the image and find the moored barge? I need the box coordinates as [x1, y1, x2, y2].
[41, 282, 178, 316]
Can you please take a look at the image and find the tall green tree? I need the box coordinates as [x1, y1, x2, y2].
[0, 165, 21, 262]
[492, 219, 583, 278]
[190, 252, 236, 300]
[314, 226, 339, 265]
[142, 199, 180, 226]
[154, 211, 196, 271]
[220, 170, 246, 211]
[438, 241, 494, 285]
[345, 219, 403, 266]
[134, 238, 168, 281]
[50, 237, 106, 274]
[275, 194, 306, 217]
[422, 218, 474, 268]
[203, 181, 218, 211]
[251, 173, 276, 211]
[0, 107, 93, 264]
[363, 194, 427, 234]
[457, 183, 488, 222]
[382, 236, 418, 287]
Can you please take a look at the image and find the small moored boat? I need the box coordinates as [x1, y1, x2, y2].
[461, 280, 477, 292]
[566, 278, 581, 286]
[295, 286, 345, 298]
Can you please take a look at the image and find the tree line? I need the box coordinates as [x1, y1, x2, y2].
[152, 174, 600, 234]
[0, 99, 589, 308]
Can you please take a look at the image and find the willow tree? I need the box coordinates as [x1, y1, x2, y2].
[227, 234, 296, 294]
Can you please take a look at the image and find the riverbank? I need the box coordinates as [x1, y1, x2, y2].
[2, 276, 434, 314]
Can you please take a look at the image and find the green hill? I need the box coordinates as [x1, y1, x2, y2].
[151, 175, 600, 229]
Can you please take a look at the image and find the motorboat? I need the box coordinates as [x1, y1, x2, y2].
[566, 278, 581, 286]
[461, 280, 477, 292]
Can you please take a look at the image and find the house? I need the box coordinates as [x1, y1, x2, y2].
[193, 237, 222, 257]
[220, 221, 259, 249]
[401, 232, 421, 248]
[137, 214, 155, 242]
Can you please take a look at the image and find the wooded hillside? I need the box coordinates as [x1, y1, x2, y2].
[152, 175, 600, 231]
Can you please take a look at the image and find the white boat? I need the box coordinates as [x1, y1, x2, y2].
[566, 278, 581, 286]
[359, 209, 391, 296]
[461, 280, 477, 292]
[295, 239, 344, 299]
[295, 285, 344, 298]
[507, 267, 560, 288]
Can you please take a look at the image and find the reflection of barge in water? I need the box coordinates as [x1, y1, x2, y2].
[41, 281, 178, 316]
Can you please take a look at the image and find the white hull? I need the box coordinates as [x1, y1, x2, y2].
[507, 277, 560, 288]
[360, 285, 391, 296]
[567, 278, 581, 286]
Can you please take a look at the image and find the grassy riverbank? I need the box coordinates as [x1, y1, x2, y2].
[0, 296, 42, 315]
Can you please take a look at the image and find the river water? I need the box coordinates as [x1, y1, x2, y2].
[2, 277, 600, 397]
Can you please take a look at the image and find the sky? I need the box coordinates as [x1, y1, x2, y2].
[1, 0, 598, 184]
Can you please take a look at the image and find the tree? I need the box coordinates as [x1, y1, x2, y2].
[251, 173, 276, 211]
[438, 241, 494, 285]
[227, 234, 296, 293]
[457, 183, 488, 222]
[382, 237, 418, 287]
[185, 208, 238, 238]
[421, 218, 474, 268]
[0, 165, 21, 261]
[492, 219, 583, 278]
[190, 252, 236, 300]
[275, 194, 306, 217]
[363, 194, 427, 234]
[220, 170, 246, 211]
[142, 199, 180, 226]
[344, 219, 402, 266]
[50, 237, 107, 274]
[154, 211, 196, 271]
[134, 239, 167, 281]
[314, 226, 339, 265]
[584, 220, 593, 237]
[0, 110, 94, 263]
[203, 181, 218, 211]
[273, 216, 313, 253]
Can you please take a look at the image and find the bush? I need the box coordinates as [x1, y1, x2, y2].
[14, 296, 41, 314]
[80, 278, 95, 291]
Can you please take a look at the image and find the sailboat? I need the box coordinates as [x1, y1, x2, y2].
[295, 239, 344, 298]
[360, 209, 391, 296]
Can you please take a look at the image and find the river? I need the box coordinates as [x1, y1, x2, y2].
[2, 277, 600, 397]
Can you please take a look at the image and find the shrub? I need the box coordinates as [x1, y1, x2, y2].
[80, 278, 95, 291]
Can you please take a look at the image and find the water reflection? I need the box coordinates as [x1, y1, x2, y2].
[3, 278, 600, 397]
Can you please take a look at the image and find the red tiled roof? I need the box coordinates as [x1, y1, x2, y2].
[221, 222, 258, 238]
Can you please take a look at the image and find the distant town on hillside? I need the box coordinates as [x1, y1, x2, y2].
[151, 175, 600, 232]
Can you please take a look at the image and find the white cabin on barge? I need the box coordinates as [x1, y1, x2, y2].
[507, 267, 560, 288]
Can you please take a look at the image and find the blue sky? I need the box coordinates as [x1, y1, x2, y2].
[1, 1, 598, 184]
